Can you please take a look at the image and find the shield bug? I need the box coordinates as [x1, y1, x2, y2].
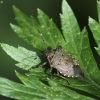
[37, 30, 84, 84]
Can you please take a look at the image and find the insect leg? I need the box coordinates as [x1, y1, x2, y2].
[57, 70, 70, 85]
[50, 67, 53, 79]
[40, 62, 47, 67]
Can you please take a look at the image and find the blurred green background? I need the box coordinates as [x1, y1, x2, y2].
[0, 0, 99, 99]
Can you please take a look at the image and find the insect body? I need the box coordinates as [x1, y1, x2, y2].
[44, 46, 84, 84]
[45, 46, 83, 77]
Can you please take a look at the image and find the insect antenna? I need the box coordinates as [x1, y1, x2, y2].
[38, 30, 47, 50]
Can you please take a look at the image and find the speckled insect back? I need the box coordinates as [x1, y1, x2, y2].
[44, 46, 84, 77]
[38, 31, 84, 85]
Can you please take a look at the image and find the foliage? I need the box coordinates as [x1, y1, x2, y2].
[0, 0, 100, 99]
[89, 1, 100, 56]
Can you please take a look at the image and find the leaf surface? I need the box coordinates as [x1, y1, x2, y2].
[60, 0, 100, 98]
[1, 43, 41, 70]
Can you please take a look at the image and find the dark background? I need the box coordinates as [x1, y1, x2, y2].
[0, 0, 99, 99]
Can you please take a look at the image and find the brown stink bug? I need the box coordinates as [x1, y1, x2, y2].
[44, 46, 84, 84]
[37, 30, 84, 84]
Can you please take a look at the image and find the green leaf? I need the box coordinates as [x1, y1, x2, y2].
[95, 47, 100, 55]
[10, 5, 44, 51]
[60, 0, 100, 98]
[0, 69, 94, 100]
[0, 77, 46, 100]
[89, 17, 100, 55]
[1, 43, 42, 70]
[15, 68, 95, 100]
[89, 17, 100, 54]
[97, 1, 100, 23]
[60, 0, 82, 58]
[89, 1, 100, 56]
[37, 9, 65, 49]
[10, 6, 65, 51]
